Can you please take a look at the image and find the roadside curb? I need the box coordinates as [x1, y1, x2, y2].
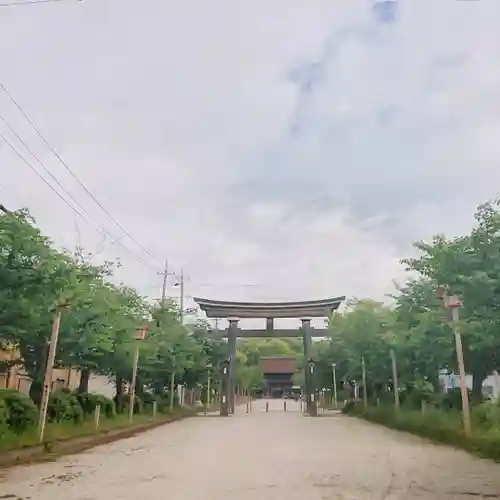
[0, 411, 197, 470]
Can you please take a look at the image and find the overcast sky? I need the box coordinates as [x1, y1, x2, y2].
[1, 0, 500, 321]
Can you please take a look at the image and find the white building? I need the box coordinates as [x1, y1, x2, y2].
[439, 370, 500, 401]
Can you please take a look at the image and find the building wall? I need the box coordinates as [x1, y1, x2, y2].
[1, 346, 115, 398]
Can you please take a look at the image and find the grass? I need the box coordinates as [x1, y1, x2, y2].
[0, 408, 196, 453]
[348, 403, 500, 462]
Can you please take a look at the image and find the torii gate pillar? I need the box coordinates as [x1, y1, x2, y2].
[302, 319, 317, 416]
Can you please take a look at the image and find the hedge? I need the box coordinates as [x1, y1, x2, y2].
[48, 390, 84, 423]
[0, 389, 38, 434]
[345, 401, 500, 462]
[0, 396, 10, 437]
[77, 392, 116, 418]
[0, 389, 122, 436]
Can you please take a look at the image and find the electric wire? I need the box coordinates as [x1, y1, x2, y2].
[0, 0, 71, 7]
[0, 82, 158, 263]
[0, 132, 157, 270]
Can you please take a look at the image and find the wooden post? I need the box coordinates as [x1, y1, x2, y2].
[94, 404, 101, 430]
[152, 400, 157, 418]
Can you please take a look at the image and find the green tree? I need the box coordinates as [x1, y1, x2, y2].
[402, 198, 500, 401]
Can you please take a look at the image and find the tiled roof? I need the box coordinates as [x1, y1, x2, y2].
[260, 357, 296, 374]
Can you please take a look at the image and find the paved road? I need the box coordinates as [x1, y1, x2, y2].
[2, 399, 500, 499]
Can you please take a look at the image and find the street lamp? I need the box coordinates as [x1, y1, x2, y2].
[331, 363, 338, 408]
[169, 346, 177, 412]
[436, 285, 471, 437]
[220, 359, 230, 416]
[206, 363, 212, 410]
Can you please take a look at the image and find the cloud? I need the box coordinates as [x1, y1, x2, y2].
[1, 0, 500, 319]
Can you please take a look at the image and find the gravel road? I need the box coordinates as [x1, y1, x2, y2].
[1, 399, 500, 499]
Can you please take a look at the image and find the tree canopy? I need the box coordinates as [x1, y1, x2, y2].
[315, 198, 500, 405]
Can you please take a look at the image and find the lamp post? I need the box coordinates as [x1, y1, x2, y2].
[331, 363, 338, 408]
[436, 285, 471, 437]
[206, 363, 212, 410]
[220, 359, 230, 416]
[169, 347, 177, 412]
[129, 327, 149, 423]
[361, 356, 368, 409]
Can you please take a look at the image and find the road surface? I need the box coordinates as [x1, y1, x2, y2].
[1, 399, 500, 499]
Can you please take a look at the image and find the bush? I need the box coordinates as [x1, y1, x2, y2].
[0, 397, 10, 437]
[156, 392, 179, 413]
[0, 389, 38, 434]
[438, 388, 474, 411]
[472, 403, 500, 428]
[114, 394, 143, 414]
[48, 391, 84, 423]
[341, 399, 356, 414]
[469, 427, 500, 461]
[77, 392, 116, 419]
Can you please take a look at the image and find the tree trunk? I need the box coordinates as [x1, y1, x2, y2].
[152, 380, 164, 395]
[136, 377, 144, 398]
[78, 367, 91, 393]
[472, 371, 485, 403]
[115, 375, 125, 412]
[29, 378, 43, 407]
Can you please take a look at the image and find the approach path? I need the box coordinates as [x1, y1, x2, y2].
[2, 399, 500, 499]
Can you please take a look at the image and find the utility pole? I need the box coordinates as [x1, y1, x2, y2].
[361, 356, 368, 409]
[451, 304, 471, 436]
[129, 327, 149, 424]
[437, 285, 471, 437]
[172, 268, 185, 323]
[160, 259, 168, 305]
[38, 309, 63, 442]
[157, 258, 174, 306]
[179, 268, 184, 325]
[390, 348, 400, 411]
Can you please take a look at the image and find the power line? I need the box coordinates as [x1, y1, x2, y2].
[0, 0, 74, 7]
[0, 82, 158, 263]
[0, 114, 91, 219]
[0, 132, 157, 270]
[0, 132, 88, 221]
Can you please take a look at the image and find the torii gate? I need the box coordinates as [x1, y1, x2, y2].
[193, 296, 345, 417]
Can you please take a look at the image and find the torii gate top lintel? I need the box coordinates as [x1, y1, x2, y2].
[193, 296, 345, 319]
